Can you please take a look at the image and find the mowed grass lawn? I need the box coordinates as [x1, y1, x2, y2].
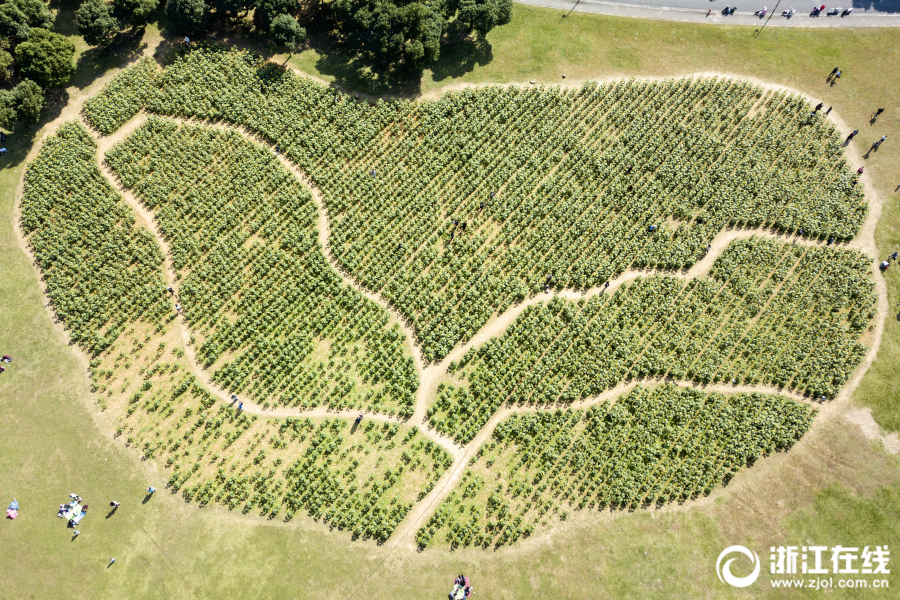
[1, 6, 900, 598]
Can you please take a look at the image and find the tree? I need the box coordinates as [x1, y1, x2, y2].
[458, 0, 511, 34]
[0, 78, 45, 127]
[0, 0, 54, 41]
[13, 78, 43, 122]
[14, 28, 76, 88]
[328, 0, 509, 67]
[0, 50, 13, 80]
[270, 13, 305, 49]
[165, 0, 207, 33]
[77, 0, 121, 47]
[113, 0, 159, 25]
[253, 0, 295, 31]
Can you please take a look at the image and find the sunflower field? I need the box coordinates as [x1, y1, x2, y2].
[105, 118, 418, 417]
[417, 385, 814, 549]
[83, 45, 868, 362]
[429, 236, 874, 443]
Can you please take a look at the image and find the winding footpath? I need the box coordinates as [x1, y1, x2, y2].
[77, 102, 890, 553]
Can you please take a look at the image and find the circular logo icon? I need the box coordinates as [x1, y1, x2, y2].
[716, 545, 761, 588]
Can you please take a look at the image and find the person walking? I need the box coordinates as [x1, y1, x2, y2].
[834, 71, 841, 81]
[875, 108, 885, 118]
[829, 67, 838, 78]
[847, 130, 858, 141]
[857, 166, 865, 175]
[814, 102, 824, 112]
[878, 135, 887, 148]
[73, 530, 80, 537]
[109, 558, 116, 565]
[238, 401, 243, 411]
[147, 486, 156, 495]
[110, 501, 120, 509]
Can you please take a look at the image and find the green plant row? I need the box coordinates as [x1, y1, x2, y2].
[118, 355, 450, 542]
[104, 118, 417, 416]
[417, 385, 813, 549]
[429, 236, 873, 443]
[81, 46, 867, 362]
[19, 121, 169, 354]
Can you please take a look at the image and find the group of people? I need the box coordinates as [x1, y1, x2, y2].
[0, 354, 11, 374]
[57, 494, 88, 529]
[449, 574, 473, 599]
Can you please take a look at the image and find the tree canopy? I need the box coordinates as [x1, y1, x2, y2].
[329, 0, 512, 66]
[114, 0, 160, 25]
[270, 12, 305, 49]
[253, 0, 295, 31]
[0, 78, 44, 127]
[0, 0, 54, 41]
[77, 0, 120, 47]
[14, 27, 75, 88]
[165, 0, 207, 33]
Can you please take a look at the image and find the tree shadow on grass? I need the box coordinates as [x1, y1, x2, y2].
[429, 34, 494, 85]
[72, 32, 149, 91]
[309, 28, 495, 98]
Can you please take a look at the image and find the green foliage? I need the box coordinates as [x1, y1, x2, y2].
[0, 49, 13, 80]
[12, 78, 43, 122]
[165, 0, 207, 33]
[14, 28, 76, 88]
[270, 13, 305, 49]
[0, 78, 44, 128]
[113, 0, 160, 25]
[20, 121, 168, 354]
[330, 0, 445, 65]
[253, 0, 295, 31]
[458, 0, 512, 35]
[0, 0, 53, 41]
[418, 386, 815, 548]
[77, 0, 121, 48]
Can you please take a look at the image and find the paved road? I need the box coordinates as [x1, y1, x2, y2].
[516, 0, 900, 27]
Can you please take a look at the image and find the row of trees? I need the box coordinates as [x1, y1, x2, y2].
[77, 0, 512, 66]
[78, 0, 306, 49]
